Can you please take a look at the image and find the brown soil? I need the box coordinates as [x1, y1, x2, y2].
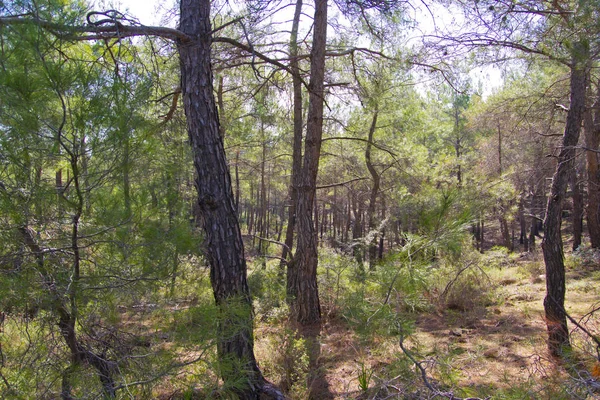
[258, 255, 600, 399]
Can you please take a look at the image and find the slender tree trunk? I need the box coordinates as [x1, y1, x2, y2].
[479, 216, 484, 252]
[570, 166, 583, 251]
[498, 210, 512, 251]
[365, 111, 380, 270]
[282, 0, 304, 274]
[235, 149, 241, 213]
[248, 183, 255, 236]
[352, 192, 364, 266]
[378, 195, 386, 260]
[289, 0, 327, 326]
[519, 198, 529, 252]
[178, 1, 273, 396]
[584, 83, 600, 248]
[259, 131, 267, 260]
[529, 215, 537, 250]
[542, 42, 588, 357]
[123, 132, 131, 216]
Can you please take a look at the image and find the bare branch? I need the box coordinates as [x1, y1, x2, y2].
[242, 234, 290, 252]
[321, 136, 397, 157]
[317, 177, 368, 189]
[213, 36, 296, 77]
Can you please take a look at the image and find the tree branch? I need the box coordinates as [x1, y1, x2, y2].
[0, 16, 190, 42]
[316, 177, 368, 189]
[321, 136, 397, 157]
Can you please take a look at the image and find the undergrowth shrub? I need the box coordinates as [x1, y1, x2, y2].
[247, 261, 286, 320]
[318, 242, 430, 340]
[318, 248, 357, 318]
[434, 250, 497, 312]
[257, 328, 309, 398]
[482, 246, 516, 269]
[567, 244, 600, 270]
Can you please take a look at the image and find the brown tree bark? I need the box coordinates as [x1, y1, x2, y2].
[498, 208, 513, 251]
[282, 0, 304, 276]
[365, 111, 380, 270]
[178, 1, 276, 396]
[352, 191, 364, 266]
[519, 198, 529, 252]
[570, 166, 583, 251]
[289, 0, 328, 326]
[584, 84, 600, 248]
[542, 41, 588, 357]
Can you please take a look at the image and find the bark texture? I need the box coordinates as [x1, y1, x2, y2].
[570, 166, 583, 251]
[289, 0, 328, 325]
[178, 1, 270, 396]
[365, 111, 380, 270]
[283, 0, 304, 278]
[584, 84, 600, 248]
[542, 41, 588, 357]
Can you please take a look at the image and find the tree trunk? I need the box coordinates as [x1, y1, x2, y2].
[352, 192, 364, 266]
[365, 111, 380, 270]
[519, 198, 529, 252]
[570, 166, 583, 251]
[584, 83, 600, 248]
[282, 0, 304, 274]
[289, 0, 327, 326]
[498, 211, 512, 251]
[378, 195, 386, 260]
[177, 1, 267, 395]
[235, 149, 241, 212]
[542, 42, 588, 357]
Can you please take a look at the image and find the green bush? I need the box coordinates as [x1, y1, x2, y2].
[247, 261, 286, 321]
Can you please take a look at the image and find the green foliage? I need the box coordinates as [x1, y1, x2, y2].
[356, 361, 373, 392]
[566, 245, 600, 270]
[397, 184, 474, 262]
[319, 246, 427, 341]
[258, 328, 310, 397]
[481, 246, 516, 269]
[1, 0, 598, 397]
[435, 251, 497, 312]
[0, 2, 204, 397]
[247, 261, 286, 320]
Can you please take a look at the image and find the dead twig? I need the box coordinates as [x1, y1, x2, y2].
[398, 325, 490, 400]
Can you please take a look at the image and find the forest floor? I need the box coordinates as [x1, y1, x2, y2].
[252, 250, 600, 399]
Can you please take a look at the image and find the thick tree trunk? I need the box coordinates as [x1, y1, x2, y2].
[177, 1, 269, 396]
[584, 85, 600, 248]
[289, 0, 327, 325]
[283, 0, 304, 275]
[542, 42, 588, 357]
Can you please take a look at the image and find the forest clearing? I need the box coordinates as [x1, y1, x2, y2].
[2, 0, 600, 398]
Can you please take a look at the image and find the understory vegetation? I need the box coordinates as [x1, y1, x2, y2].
[3, 225, 600, 399]
[3, 0, 600, 399]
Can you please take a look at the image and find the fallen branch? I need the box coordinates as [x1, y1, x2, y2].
[398, 326, 490, 400]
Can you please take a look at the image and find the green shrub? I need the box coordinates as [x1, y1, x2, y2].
[247, 262, 286, 320]
[567, 244, 600, 270]
[258, 328, 309, 397]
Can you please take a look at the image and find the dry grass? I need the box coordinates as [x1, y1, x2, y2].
[252, 254, 600, 399]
